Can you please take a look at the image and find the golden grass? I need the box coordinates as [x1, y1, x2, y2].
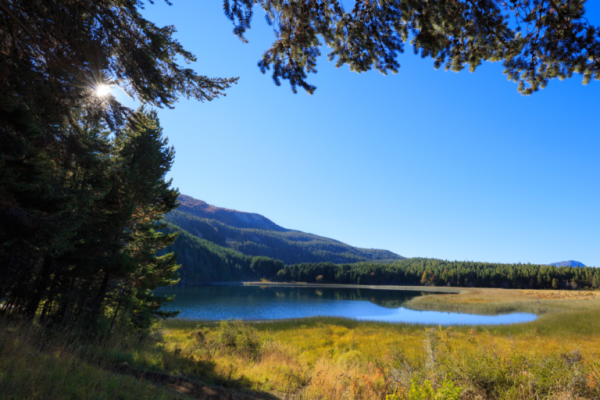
[416, 287, 600, 304]
[156, 315, 600, 399]
[404, 287, 600, 317]
[148, 288, 600, 399]
[3, 287, 600, 399]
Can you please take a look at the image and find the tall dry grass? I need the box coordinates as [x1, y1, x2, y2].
[150, 289, 600, 399]
[0, 320, 183, 400]
[3, 288, 600, 399]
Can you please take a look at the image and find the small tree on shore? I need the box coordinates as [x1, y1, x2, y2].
[421, 271, 432, 286]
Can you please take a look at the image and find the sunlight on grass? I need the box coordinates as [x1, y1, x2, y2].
[3, 288, 600, 399]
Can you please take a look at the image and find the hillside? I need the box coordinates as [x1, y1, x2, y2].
[166, 195, 404, 265]
[177, 194, 286, 231]
[162, 224, 283, 285]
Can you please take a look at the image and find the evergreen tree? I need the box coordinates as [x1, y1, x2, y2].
[88, 110, 181, 330]
[0, 108, 181, 331]
[0, 0, 235, 330]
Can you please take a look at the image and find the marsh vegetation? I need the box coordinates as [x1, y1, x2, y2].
[2, 288, 600, 399]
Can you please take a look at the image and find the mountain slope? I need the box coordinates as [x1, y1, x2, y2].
[166, 195, 404, 265]
[549, 260, 586, 268]
[163, 223, 283, 284]
[178, 194, 286, 231]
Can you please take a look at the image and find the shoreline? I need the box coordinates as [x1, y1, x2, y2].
[168, 282, 549, 318]
[207, 281, 465, 294]
[165, 283, 600, 317]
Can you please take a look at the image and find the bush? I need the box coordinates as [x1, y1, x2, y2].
[213, 320, 261, 360]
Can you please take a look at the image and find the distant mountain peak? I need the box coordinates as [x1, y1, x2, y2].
[548, 260, 585, 268]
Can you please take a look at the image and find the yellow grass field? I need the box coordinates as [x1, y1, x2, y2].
[152, 288, 600, 398]
[2, 287, 600, 399]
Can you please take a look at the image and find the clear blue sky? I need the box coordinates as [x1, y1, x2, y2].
[116, 2, 600, 267]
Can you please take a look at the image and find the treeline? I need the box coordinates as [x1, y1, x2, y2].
[274, 259, 600, 290]
[165, 210, 403, 265]
[163, 224, 283, 284]
[158, 223, 600, 291]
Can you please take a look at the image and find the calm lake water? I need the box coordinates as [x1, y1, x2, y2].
[156, 285, 537, 325]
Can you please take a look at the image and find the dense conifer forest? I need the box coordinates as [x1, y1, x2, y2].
[165, 202, 600, 290]
[163, 223, 283, 284]
[276, 260, 600, 289]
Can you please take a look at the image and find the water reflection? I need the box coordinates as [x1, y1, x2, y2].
[156, 285, 537, 325]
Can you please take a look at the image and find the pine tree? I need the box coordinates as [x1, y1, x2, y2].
[107, 110, 181, 330]
[0, 1, 231, 330]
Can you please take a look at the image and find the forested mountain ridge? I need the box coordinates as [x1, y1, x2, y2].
[166, 196, 405, 265]
[164, 198, 599, 289]
[162, 224, 283, 284]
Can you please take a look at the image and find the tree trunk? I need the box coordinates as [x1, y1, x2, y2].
[24, 257, 54, 318]
[89, 270, 110, 322]
[0, 244, 17, 302]
[109, 285, 125, 330]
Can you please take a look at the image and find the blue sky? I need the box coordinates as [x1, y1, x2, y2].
[117, 2, 600, 266]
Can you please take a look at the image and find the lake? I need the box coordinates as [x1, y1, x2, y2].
[156, 285, 537, 325]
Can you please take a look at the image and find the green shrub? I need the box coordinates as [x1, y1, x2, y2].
[213, 320, 261, 360]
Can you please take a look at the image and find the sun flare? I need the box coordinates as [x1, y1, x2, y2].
[95, 84, 111, 97]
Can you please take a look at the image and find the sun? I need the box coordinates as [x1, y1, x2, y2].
[95, 84, 111, 97]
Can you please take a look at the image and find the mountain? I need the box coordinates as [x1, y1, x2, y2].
[548, 260, 586, 268]
[166, 195, 405, 265]
[177, 195, 285, 231]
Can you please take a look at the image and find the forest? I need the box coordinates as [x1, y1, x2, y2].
[275, 259, 600, 290]
[162, 223, 600, 290]
[163, 223, 283, 284]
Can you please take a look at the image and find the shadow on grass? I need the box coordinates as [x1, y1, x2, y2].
[4, 320, 282, 400]
[100, 353, 281, 400]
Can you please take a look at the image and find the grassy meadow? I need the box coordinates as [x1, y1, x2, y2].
[2, 287, 600, 399]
